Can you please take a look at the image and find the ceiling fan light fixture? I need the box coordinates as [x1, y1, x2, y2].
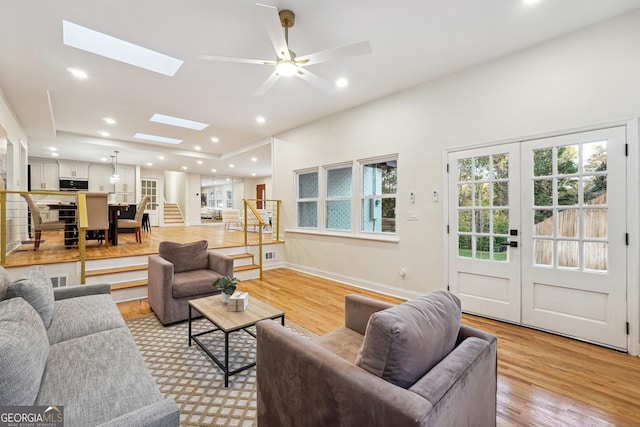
[276, 60, 298, 76]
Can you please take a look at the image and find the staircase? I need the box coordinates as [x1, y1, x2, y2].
[163, 202, 184, 225]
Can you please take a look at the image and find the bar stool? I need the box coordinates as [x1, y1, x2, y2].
[142, 212, 151, 232]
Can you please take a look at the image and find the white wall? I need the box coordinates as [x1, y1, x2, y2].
[273, 10, 640, 299]
[0, 90, 28, 191]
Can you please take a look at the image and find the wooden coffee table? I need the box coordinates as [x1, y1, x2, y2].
[188, 295, 284, 386]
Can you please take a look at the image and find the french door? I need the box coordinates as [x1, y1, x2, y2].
[448, 126, 628, 350]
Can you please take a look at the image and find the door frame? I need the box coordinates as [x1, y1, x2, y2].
[442, 117, 639, 355]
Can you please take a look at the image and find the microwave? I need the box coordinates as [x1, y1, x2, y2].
[59, 179, 89, 191]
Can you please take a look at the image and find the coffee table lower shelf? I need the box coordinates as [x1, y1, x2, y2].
[188, 304, 285, 387]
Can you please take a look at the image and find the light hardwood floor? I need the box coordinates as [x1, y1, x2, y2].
[119, 268, 640, 427]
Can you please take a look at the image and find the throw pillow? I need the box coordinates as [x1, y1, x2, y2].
[355, 289, 462, 388]
[0, 266, 9, 300]
[159, 240, 209, 273]
[5, 265, 55, 328]
[0, 297, 50, 405]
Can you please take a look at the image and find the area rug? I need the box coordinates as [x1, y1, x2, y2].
[126, 314, 315, 427]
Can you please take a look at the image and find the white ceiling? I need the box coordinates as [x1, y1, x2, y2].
[2, 0, 640, 180]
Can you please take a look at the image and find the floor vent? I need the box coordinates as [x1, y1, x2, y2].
[49, 275, 68, 288]
[265, 251, 276, 260]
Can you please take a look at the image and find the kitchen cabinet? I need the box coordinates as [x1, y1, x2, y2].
[88, 164, 115, 192]
[59, 162, 89, 179]
[115, 165, 135, 203]
[30, 159, 59, 190]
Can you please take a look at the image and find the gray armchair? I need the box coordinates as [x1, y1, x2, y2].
[256, 290, 497, 427]
[148, 240, 233, 325]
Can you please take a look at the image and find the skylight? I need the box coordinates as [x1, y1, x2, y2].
[150, 114, 209, 130]
[133, 133, 182, 144]
[62, 20, 183, 77]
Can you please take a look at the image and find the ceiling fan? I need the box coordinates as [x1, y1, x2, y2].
[198, 3, 371, 95]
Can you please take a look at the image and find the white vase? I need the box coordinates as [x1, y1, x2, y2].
[221, 293, 231, 304]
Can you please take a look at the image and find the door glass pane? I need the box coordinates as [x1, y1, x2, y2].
[557, 145, 579, 174]
[557, 240, 579, 269]
[584, 175, 607, 205]
[534, 180, 553, 206]
[493, 182, 508, 206]
[475, 210, 490, 233]
[583, 141, 607, 172]
[458, 235, 472, 258]
[458, 158, 472, 182]
[458, 184, 472, 207]
[558, 209, 578, 238]
[476, 183, 490, 207]
[584, 242, 607, 272]
[474, 156, 490, 180]
[492, 153, 509, 179]
[493, 209, 509, 234]
[557, 178, 579, 206]
[584, 209, 607, 238]
[534, 148, 553, 176]
[534, 210, 554, 236]
[534, 239, 553, 266]
[458, 210, 472, 232]
[493, 237, 508, 262]
[476, 236, 490, 260]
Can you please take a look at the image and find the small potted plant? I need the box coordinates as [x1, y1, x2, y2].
[213, 276, 239, 304]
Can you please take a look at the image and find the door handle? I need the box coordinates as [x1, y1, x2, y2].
[500, 241, 518, 248]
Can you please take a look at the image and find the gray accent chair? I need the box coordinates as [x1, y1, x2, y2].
[0, 265, 179, 427]
[148, 240, 234, 325]
[256, 290, 497, 427]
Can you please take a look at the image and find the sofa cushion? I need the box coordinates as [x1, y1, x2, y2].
[314, 327, 365, 363]
[355, 290, 461, 388]
[5, 266, 55, 328]
[159, 240, 209, 273]
[0, 297, 49, 405]
[47, 294, 126, 344]
[172, 269, 224, 298]
[0, 266, 9, 300]
[36, 327, 164, 426]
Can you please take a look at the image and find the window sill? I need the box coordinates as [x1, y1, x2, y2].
[285, 228, 399, 243]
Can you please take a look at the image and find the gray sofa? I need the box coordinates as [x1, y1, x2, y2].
[148, 240, 233, 325]
[0, 265, 179, 427]
[256, 290, 497, 427]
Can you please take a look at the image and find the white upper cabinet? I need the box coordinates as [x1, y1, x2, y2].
[30, 159, 59, 190]
[59, 162, 89, 179]
[88, 164, 115, 192]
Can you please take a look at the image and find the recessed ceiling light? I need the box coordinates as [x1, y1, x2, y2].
[523, 0, 540, 4]
[251, 157, 257, 162]
[197, 160, 203, 165]
[67, 67, 88, 79]
[147, 163, 153, 167]
[51, 152, 59, 157]
[150, 113, 209, 130]
[103, 117, 116, 125]
[49, 147, 57, 152]
[181, 166, 188, 170]
[100, 157, 108, 162]
[63, 20, 183, 76]
[134, 133, 182, 144]
[210, 137, 220, 143]
[336, 78, 348, 88]
[98, 131, 110, 137]
[194, 146, 201, 151]
[229, 164, 235, 168]
[256, 116, 266, 124]
[251, 173, 256, 177]
[158, 155, 165, 160]
[211, 169, 217, 173]
[226, 178, 231, 182]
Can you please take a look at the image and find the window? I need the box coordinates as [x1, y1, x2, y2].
[325, 166, 352, 231]
[226, 190, 233, 208]
[297, 171, 318, 228]
[361, 159, 397, 233]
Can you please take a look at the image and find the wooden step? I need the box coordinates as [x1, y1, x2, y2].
[234, 264, 260, 272]
[111, 279, 147, 291]
[230, 253, 253, 261]
[86, 264, 147, 277]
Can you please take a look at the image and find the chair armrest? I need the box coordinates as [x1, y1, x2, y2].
[148, 255, 175, 323]
[344, 294, 396, 334]
[256, 320, 429, 427]
[53, 283, 111, 301]
[208, 251, 234, 278]
[96, 399, 180, 427]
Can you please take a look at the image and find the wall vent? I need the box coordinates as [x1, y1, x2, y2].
[265, 251, 276, 260]
[49, 275, 68, 288]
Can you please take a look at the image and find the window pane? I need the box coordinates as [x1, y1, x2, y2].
[474, 156, 490, 181]
[558, 178, 579, 206]
[492, 154, 509, 179]
[583, 175, 607, 205]
[534, 148, 553, 177]
[458, 235, 472, 258]
[458, 158, 472, 182]
[326, 200, 350, 231]
[361, 198, 395, 232]
[558, 209, 578, 238]
[557, 240, 579, 269]
[297, 201, 317, 228]
[493, 209, 509, 234]
[534, 210, 554, 236]
[557, 145, 579, 174]
[475, 183, 490, 207]
[458, 184, 472, 207]
[475, 210, 490, 234]
[458, 210, 472, 232]
[584, 242, 607, 272]
[327, 168, 352, 198]
[534, 180, 553, 206]
[534, 239, 553, 266]
[493, 182, 508, 206]
[476, 236, 490, 260]
[583, 141, 607, 173]
[298, 172, 318, 198]
[363, 161, 397, 196]
[584, 209, 607, 238]
[493, 237, 508, 262]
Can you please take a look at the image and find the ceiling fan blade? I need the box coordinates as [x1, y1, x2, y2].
[297, 69, 336, 94]
[255, 70, 281, 96]
[197, 54, 274, 66]
[256, 3, 291, 61]
[297, 41, 371, 65]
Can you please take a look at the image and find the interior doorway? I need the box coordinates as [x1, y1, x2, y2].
[256, 183, 266, 209]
